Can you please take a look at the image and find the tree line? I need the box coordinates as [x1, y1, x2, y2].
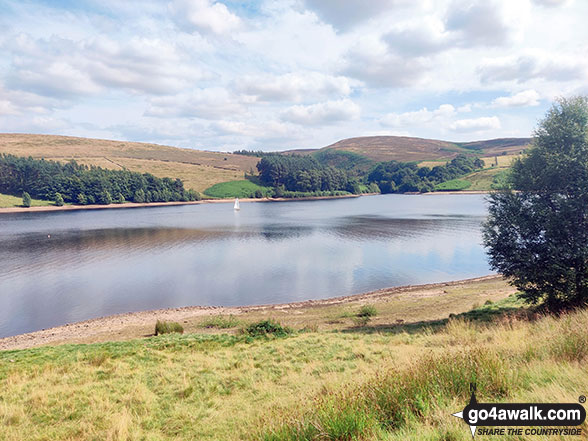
[0, 154, 199, 205]
[367, 154, 484, 193]
[256, 155, 361, 194]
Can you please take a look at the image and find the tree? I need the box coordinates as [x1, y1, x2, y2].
[483, 97, 588, 310]
[22, 191, 31, 208]
[54, 192, 64, 206]
[99, 190, 112, 205]
[133, 189, 146, 203]
[76, 193, 87, 205]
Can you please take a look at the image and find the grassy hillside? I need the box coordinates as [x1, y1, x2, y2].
[286, 136, 531, 163]
[0, 134, 260, 192]
[1, 277, 586, 440]
[0, 193, 55, 208]
[204, 180, 273, 198]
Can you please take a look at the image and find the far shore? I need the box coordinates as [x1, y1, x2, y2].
[0, 193, 362, 214]
[0, 190, 492, 214]
[0, 275, 511, 351]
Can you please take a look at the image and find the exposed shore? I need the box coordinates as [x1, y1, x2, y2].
[0, 275, 513, 351]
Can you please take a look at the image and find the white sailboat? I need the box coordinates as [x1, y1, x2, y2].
[233, 198, 240, 211]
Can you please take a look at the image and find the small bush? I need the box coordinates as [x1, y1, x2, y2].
[155, 320, 184, 335]
[244, 319, 292, 337]
[357, 305, 377, 318]
[54, 192, 64, 206]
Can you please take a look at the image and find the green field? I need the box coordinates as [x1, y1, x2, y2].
[204, 180, 274, 198]
[435, 178, 472, 191]
[0, 193, 55, 208]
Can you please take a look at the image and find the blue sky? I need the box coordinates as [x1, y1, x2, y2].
[0, 0, 587, 151]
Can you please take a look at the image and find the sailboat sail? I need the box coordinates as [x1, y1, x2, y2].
[234, 198, 240, 210]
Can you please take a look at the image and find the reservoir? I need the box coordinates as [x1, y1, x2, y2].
[0, 194, 492, 338]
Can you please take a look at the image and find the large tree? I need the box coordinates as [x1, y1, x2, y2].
[483, 97, 588, 310]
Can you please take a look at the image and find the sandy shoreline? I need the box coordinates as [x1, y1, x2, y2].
[0, 275, 504, 351]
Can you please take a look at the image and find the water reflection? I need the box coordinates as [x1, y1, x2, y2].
[0, 194, 491, 337]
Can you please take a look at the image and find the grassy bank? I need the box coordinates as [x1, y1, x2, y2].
[1, 292, 587, 440]
[0, 193, 56, 208]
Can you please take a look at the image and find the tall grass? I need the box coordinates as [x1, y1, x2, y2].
[260, 349, 512, 440]
[199, 314, 242, 329]
[155, 320, 184, 335]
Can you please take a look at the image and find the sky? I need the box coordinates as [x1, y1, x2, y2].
[0, 0, 587, 152]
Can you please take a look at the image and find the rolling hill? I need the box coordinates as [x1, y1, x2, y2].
[286, 136, 531, 163]
[0, 134, 259, 192]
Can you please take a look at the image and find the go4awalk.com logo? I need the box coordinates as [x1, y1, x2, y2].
[452, 384, 586, 438]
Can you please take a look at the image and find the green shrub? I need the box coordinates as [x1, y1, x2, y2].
[357, 305, 377, 318]
[244, 319, 292, 337]
[155, 320, 184, 335]
[22, 192, 31, 208]
[54, 192, 64, 206]
[76, 193, 87, 205]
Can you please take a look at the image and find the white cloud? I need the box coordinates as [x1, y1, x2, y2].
[0, 99, 18, 116]
[301, 0, 412, 31]
[236, 72, 352, 102]
[492, 90, 541, 107]
[145, 88, 248, 119]
[445, 0, 529, 48]
[478, 53, 587, 84]
[169, 0, 241, 35]
[381, 104, 456, 127]
[341, 37, 429, 88]
[280, 99, 360, 125]
[449, 116, 501, 132]
[4, 34, 205, 100]
[384, 19, 449, 56]
[532, 0, 571, 6]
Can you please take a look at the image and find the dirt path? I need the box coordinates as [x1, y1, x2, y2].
[0, 275, 508, 351]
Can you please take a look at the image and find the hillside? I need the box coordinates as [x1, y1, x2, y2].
[0, 134, 259, 192]
[287, 136, 531, 163]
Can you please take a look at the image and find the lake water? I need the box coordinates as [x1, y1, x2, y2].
[0, 194, 492, 338]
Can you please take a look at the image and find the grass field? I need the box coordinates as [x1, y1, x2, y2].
[0, 193, 55, 208]
[434, 179, 471, 191]
[204, 180, 274, 198]
[1, 279, 586, 440]
[0, 134, 260, 192]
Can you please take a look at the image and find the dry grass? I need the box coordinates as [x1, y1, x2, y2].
[2, 297, 587, 440]
[0, 134, 259, 192]
[481, 153, 522, 168]
[287, 137, 530, 163]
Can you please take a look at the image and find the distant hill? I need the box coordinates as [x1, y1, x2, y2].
[286, 136, 531, 163]
[0, 134, 259, 192]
